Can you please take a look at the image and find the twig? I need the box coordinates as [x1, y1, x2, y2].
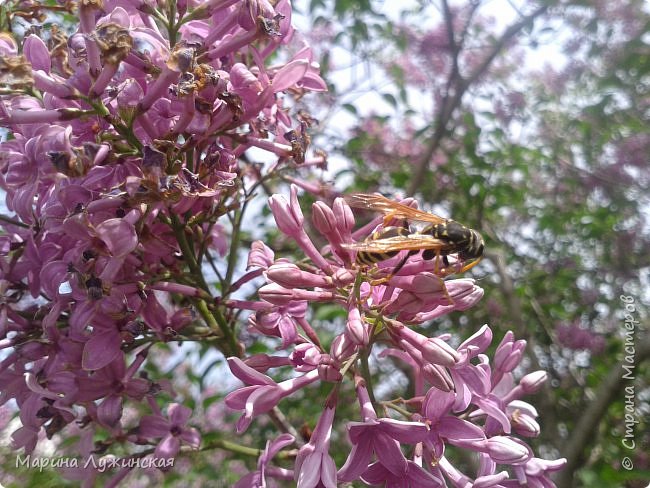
[268, 406, 305, 448]
[407, 4, 549, 195]
[0, 214, 29, 228]
[555, 334, 650, 487]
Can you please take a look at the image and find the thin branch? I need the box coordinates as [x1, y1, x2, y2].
[407, 4, 549, 195]
[442, 0, 461, 87]
[0, 214, 29, 228]
[555, 334, 650, 487]
[268, 406, 305, 448]
[456, 1, 482, 50]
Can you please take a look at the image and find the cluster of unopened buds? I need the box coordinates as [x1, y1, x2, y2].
[226, 185, 566, 486]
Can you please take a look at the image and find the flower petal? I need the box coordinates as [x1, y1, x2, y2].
[338, 439, 373, 482]
[138, 415, 170, 438]
[82, 327, 122, 371]
[96, 218, 138, 256]
[97, 394, 123, 427]
[168, 403, 192, 425]
[23, 35, 51, 73]
[227, 357, 276, 385]
[273, 59, 309, 92]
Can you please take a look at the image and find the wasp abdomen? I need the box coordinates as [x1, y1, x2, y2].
[356, 226, 409, 266]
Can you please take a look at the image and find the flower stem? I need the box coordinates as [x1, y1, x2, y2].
[201, 439, 261, 457]
[171, 213, 207, 288]
[359, 347, 377, 405]
[0, 214, 29, 228]
[166, 1, 178, 47]
[170, 213, 238, 356]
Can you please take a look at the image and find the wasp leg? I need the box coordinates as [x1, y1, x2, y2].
[382, 213, 396, 226]
[459, 257, 481, 273]
[382, 211, 411, 228]
[361, 261, 390, 286]
[421, 249, 448, 276]
[412, 272, 454, 305]
[434, 250, 442, 274]
[369, 276, 390, 286]
[392, 250, 418, 275]
[368, 250, 417, 285]
[442, 281, 454, 305]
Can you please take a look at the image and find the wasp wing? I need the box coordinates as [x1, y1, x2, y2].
[345, 193, 447, 225]
[342, 234, 454, 252]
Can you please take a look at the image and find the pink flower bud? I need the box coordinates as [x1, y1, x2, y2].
[227, 357, 276, 387]
[422, 364, 455, 392]
[269, 193, 302, 236]
[495, 338, 526, 373]
[138, 64, 180, 112]
[332, 198, 355, 234]
[394, 325, 459, 367]
[230, 63, 263, 94]
[330, 333, 357, 363]
[385, 290, 425, 315]
[450, 284, 484, 311]
[259, 283, 336, 305]
[474, 472, 510, 487]
[482, 436, 532, 465]
[346, 307, 369, 346]
[33, 71, 75, 99]
[266, 262, 333, 288]
[259, 283, 296, 305]
[244, 354, 291, 373]
[420, 338, 459, 368]
[389, 273, 445, 295]
[519, 371, 547, 394]
[3, 108, 67, 125]
[318, 361, 343, 382]
[248, 241, 275, 269]
[312, 201, 337, 235]
[332, 267, 355, 286]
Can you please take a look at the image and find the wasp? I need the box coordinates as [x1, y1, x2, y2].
[343, 193, 484, 277]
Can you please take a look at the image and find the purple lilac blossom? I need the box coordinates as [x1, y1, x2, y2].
[223, 187, 565, 486]
[0, 0, 325, 483]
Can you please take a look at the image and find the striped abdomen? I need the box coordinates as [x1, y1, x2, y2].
[356, 226, 409, 266]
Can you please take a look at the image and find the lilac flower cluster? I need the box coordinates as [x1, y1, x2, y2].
[227, 185, 566, 486]
[0, 0, 325, 482]
[555, 321, 606, 354]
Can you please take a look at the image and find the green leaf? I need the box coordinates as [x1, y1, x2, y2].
[382, 92, 398, 108]
[342, 103, 358, 114]
[314, 304, 347, 322]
